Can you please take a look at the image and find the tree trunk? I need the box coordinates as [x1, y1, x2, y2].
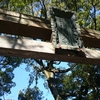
[43, 70, 63, 100]
[47, 79, 63, 100]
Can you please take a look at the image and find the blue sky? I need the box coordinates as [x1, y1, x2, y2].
[1, 62, 69, 100]
[2, 62, 65, 100]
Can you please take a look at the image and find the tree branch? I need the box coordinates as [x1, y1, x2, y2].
[34, 59, 45, 70]
[48, 65, 75, 73]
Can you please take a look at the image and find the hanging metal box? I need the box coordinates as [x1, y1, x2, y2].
[50, 7, 83, 50]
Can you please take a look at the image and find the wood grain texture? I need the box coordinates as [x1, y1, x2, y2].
[0, 9, 51, 40]
[0, 8, 100, 48]
[0, 36, 100, 65]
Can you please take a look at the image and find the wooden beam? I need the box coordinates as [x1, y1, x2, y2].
[0, 36, 100, 65]
[0, 9, 100, 47]
[0, 36, 54, 53]
[81, 28, 100, 48]
[0, 9, 51, 40]
[0, 9, 51, 29]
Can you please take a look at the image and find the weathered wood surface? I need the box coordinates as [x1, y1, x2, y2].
[0, 36, 100, 65]
[0, 9, 100, 48]
[0, 9, 51, 40]
[81, 28, 100, 48]
[0, 9, 51, 29]
[0, 36, 54, 53]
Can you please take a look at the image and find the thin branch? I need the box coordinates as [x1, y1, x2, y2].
[60, 92, 77, 97]
[53, 61, 61, 65]
[49, 65, 75, 73]
[57, 67, 72, 73]
[34, 59, 45, 70]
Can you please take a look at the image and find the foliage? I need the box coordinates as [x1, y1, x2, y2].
[18, 87, 43, 100]
[0, 56, 22, 96]
[62, 64, 100, 99]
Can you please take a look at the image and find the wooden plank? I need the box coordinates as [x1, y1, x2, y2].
[0, 9, 51, 40]
[82, 36, 100, 48]
[0, 36, 100, 65]
[81, 28, 100, 48]
[81, 28, 100, 39]
[0, 20, 51, 40]
[0, 9, 51, 29]
[0, 36, 54, 53]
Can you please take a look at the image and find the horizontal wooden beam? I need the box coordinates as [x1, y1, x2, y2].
[0, 9, 51, 29]
[0, 36, 100, 65]
[0, 9, 51, 40]
[0, 9, 100, 47]
[81, 28, 100, 48]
